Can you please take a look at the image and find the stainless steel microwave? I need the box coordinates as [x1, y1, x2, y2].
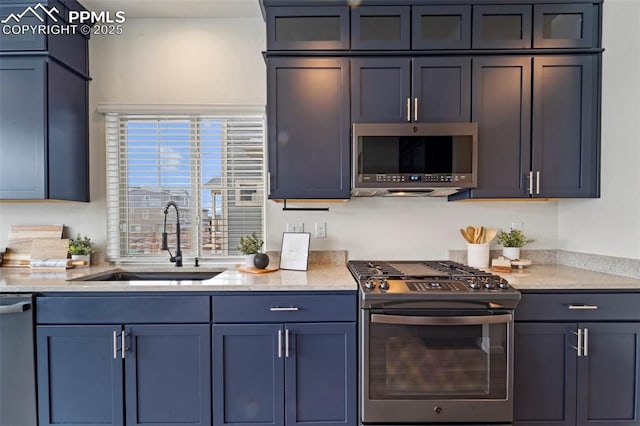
[352, 122, 478, 197]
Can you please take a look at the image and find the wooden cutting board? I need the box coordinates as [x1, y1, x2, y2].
[3, 239, 33, 267]
[236, 266, 279, 274]
[30, 239, 69, 261]
[9, 224, 64, 240]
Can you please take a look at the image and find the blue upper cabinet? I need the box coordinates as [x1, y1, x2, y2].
[472, 5, 533, 49]
[267, 6, 349, 50]
[351, 57, 470, 124]
[351, 6, 411, 50]
[267, 57, 350, 199]
[533, 3, 595, 48]
[412, 6, 471, 50]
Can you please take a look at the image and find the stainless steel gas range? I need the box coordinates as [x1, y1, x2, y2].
[348, 260, 521, 426]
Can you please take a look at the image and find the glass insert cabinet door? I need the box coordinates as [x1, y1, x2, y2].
[533, 4, 594, 48]
[267, 6, 349, 50]
[412, 6, 471, 50]
[351, 6, 411, 50]
[472, 5, 533, 49]
[365, 312, 510, 400]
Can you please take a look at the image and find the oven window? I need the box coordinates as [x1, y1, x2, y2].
[368, 318, 508, 400]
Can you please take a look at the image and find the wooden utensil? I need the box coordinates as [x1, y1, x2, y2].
[466, 226, 476, 244]
[475, 226, 485, 243]
[484, 228, 497, 244]
[460, 229, 472, 243]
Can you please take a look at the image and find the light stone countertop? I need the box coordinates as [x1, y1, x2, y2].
[2, 263, 640, 293]
[0, 264, 357, 293]
[500, 264, 640, 290]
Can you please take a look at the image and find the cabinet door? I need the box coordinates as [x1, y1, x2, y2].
[534, 4, 594, 48]
[412, 57, 471, 122]
[213, 324, 285, 426]
[0, 3, 47, 51]
[351, 6, 410, 50]
[412, 5, 471, 50]
[48, 60, 90, 201]
[473, 5, 532, 49]
[125, 325, 211, 426]
[577, 323, 640, 426]
[468, 56, 532, 198]
[351, 57, 411, 123]
[285, 323, 356, 426]
[266, 6, 349, 50]
[267, 57, 350, 199]
[513, 323, 577, 426]
[37, 325, 124, 426]
[0, 57, 46, 199]
[532, 55, 598, 198]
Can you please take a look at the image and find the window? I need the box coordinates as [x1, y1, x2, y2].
[104, 108, 265, 261]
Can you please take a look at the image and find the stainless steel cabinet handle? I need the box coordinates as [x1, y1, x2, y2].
[277, 329, 282, 359]
[414, 97, 418, 122]
[270, 307, 299, 312]
[583, 328, 589, 356]
[267, 172, 271, 196]
[113, 331, 118, 359]
[285, 328, 290, 358]
[406, 98, 411, 122]
[536, 171, 541, 195]
[371, 313, 512, 326]
[571, 329, 583, 356]
[528, 171, 534, 195]
[0, 302, 31, 314]
[568, 304, 599, 310]
[121, 330, 126, 359]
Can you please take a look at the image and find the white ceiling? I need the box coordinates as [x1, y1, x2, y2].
[79, 0, 262, 19]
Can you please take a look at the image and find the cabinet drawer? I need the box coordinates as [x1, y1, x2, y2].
[213, 293, 356, 323]
[37, 296, 210, 324]
[515, 293, 640, 322]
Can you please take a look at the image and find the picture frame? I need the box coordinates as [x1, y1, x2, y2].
[279, 232, 311, 271]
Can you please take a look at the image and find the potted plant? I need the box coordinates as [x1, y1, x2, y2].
[238, 232, 264, 267]
[496, 229, 534, 260]
[68, 234, 93, 267]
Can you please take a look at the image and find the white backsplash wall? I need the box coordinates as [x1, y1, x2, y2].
[557, 0, 640, 260]
[266, 198, 558, 259]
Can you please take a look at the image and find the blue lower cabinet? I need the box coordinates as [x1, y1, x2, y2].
[37, 324, 212, 426]
[37, 325, 125, 426]
[213, 322, 356, 426]
[285, 323, 356, 426]
[125, 324, 211, 426]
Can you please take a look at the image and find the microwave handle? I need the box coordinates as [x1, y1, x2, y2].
[371, 313, 512, 326]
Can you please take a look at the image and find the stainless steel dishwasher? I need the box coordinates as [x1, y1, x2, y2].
[0, 294, 37, 426]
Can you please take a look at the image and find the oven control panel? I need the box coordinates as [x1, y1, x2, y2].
[361, 276, 512, 293]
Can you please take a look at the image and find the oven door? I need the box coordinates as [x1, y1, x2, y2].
[360, 309, 514, 424]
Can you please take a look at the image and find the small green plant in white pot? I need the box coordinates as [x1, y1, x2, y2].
[68, 234, 93, 267]
[238, 233, 264, 267]
[496, 229, 534, 260]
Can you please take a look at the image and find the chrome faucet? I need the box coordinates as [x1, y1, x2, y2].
[161, 201, 183, 267]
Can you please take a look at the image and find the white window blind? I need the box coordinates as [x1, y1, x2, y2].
[105, 111, 265, 261]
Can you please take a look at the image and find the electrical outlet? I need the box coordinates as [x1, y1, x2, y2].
[315, 222, 327, 239]
[287, 223, 304, 233]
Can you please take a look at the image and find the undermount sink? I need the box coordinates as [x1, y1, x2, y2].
[73, 271, 220, 282]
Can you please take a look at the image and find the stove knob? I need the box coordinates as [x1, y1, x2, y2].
[469, 280, 481, 290]
[364, 279, 376, 290]
[484, 282, 496, 290]
[379, 278, 390, 291]
[499, 279, 511, 289]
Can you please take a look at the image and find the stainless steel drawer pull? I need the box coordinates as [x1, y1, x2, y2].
[571, 328, 583, 356]
[371, 313, 512, 326]
[121, 330, 126, 359]
[536, 171, 541, 195]
[568, 304, 599, 310]
[277, 329, 282, 359]
[406, 98, 411, 122]
[528, 171, 534, 195]
[270, 307, 299, 312]
[414, 97, 418, 122]
[113, 331, 118, 359]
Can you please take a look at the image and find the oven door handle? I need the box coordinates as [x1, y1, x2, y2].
[370, 313, 513, 326]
